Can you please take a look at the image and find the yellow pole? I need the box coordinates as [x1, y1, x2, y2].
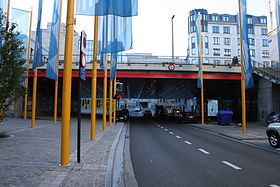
[113, 78, 117, 123]
[31, 68, 37, 128]
[102, 55, 108, 131]
[24, 9, 33, 120]
[109, 78, 113, 126]
[60, 0, 75, 166]
[5, 0, 11, 30]
[91, 16, 99, 141]
[54, 0, 63, 124]
[238, 0, 247, 134]
[198, 13, 205, 125]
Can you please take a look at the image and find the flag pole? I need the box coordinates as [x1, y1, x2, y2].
[109, 77, 113, 126]
[31, 68, 37, 128]
[91, 16, 99, 140]
[24, 9, 33, 120]
[238, 0, 247, 133]
[113, 77, 117, 123]
[5, 0, 11, 30]
[60, 0, 75, 166]
[102, 55, 108, 131]
[54, 0, 63, 124]
[198, 13, 205, 125]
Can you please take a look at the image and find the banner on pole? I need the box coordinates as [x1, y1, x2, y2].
[32, 0, 43, 70]
[240, 0, 254, 89]
[46, 0, 61, 80]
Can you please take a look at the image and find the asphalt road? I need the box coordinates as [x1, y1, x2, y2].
[130, 118, 280, 187]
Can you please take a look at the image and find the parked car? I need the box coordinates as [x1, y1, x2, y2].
[266, 112, 280, 124]
[266, 122, 280, 148]
[180, 112, 198, 123]
[143, 110, 152, 118]
[116, 109, 129, 122]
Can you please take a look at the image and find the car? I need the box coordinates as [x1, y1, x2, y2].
[143, 110, 152, 118]
[266, 112, 280, 124]
[266, 122, 280, 148]
[180, 112, 198, 123]
[116, 109, 129, 122]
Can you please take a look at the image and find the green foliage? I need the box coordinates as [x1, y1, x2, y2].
[0, 9, 26, 120]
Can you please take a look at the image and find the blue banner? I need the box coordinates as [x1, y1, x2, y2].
[0, 0, 7, 14]
[110, 53, 117, 80]
[275, 0, 280, 70]
[194, 12, 202, 88]
[240, 0, 254, 89]
[32, 0, 43, 70]
[11, 8, 30, 60]
[46, 0, 61, 80]
[99, 15, 133, 70]
[76, 0, 138, 17]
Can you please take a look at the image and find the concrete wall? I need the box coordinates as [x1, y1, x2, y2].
[257, 77, 280, 123]
[258, 78, 273, 123]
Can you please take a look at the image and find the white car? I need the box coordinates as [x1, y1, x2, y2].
[266, 123, 280, 148]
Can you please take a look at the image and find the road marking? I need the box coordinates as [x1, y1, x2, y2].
[184, 141, 192, 145]
[175, 135, 181, 139]
[269, 185, 280, 187]
[161, 127, 164, 129]
[169, 132, 174, 135]
[198, 149, 210, 155]
[221, 161, 242, 170]
[165, 129, 168, 131]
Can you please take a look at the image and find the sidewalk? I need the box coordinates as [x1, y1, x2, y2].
[0, 117, 130, 187]
[189, 121, 280, 152]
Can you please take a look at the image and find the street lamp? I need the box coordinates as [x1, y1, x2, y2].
[171, 15, 175, 64]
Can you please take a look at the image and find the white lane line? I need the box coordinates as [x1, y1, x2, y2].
[269, 185, 280, 187]
[169, 132, 174, 135]
[221, 161, 242, 170]
[198, 149, 210, 155]
[161, 127, 164, 129]
[184, 141, 192, 145]
[175, 135, 181, 139]
[164, 129, 168, 131]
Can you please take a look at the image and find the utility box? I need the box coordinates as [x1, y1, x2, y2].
[217, 111, 233, 125]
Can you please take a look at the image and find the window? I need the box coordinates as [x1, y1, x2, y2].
[262, 39, 269, 47]
[247, 17, 253, 24]
[205, 36, 209, 55]
[224, 60, 231, 65]
[191, 36, 196, 55]
[192, 59, 196, 64]
[248, 38, 255, 46]
[260, 18, 267, 24]
[212, 15, 218, 22]
[204, 59, 209, 64]
[214, 60, 221, 65]
[213, 37, 220, 45]
[261, 28, 268, 35]
[238, 49, 241, 57]
[212, 26, 220, 33]
[237, 38, 240, 45]
[223, 26, 230, 34]
[224, 49, 231, 56]
[248, 28, 254, 34]
[224, 38, 231, 45]
[213, 48, 220, 56]
[222, 16, 229, 22]
[249, 49, 255, 57]
[262, 50, 269, 58]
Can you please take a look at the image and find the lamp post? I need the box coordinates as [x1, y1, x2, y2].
[171, 15, 175, 64]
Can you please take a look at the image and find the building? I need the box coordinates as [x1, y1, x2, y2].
[188, 9, 270, 67]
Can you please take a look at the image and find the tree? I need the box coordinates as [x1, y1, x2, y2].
[0, 9, 26, 121]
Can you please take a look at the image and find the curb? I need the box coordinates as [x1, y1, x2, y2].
[105, 122, 126, 187]
[124, 122, 138, 187]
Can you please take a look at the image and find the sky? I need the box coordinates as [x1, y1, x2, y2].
[9, 0, 269, 56]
